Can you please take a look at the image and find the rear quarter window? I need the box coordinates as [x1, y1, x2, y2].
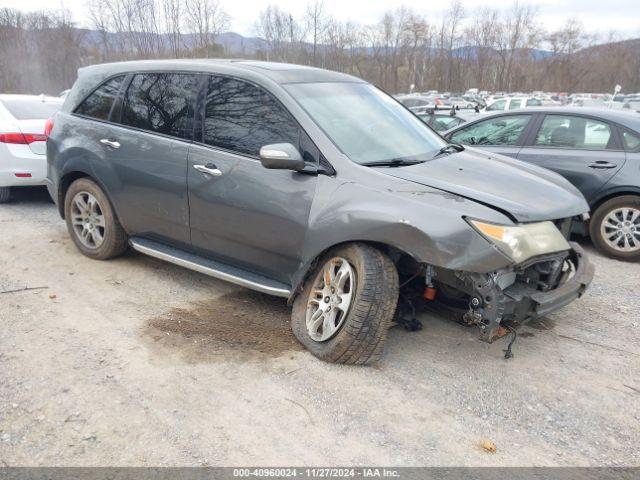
[622, 130, 640, 151]
[1, 99, 61, 120]
[75, 76, 125, 121]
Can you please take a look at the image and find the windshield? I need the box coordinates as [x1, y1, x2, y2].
[285, 82, 446, 164]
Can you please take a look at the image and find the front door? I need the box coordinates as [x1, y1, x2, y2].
[187, 75, 317, 284]
[517, 113, 626, 201]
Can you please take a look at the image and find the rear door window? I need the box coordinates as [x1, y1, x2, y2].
[449, 115, 532, 146]
[3, 98, 61, 120]
[534, 115, 613, 149]
[202, 75, 300, 157]
[120, 73, 200, 140]
[75, 76, 125, 121]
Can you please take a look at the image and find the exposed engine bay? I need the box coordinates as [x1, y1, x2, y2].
[394, 241, 594, 358]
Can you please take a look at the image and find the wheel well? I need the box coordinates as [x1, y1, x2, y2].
[289, 240, 422, 304]
[591, 190, 640, 215]
[58, 171, 90, 218]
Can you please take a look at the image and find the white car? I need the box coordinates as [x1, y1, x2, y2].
[0, 94, 62, 203]
[483, 96, 542, 112]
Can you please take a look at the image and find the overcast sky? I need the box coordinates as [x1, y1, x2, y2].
[1, 0, 638, 39]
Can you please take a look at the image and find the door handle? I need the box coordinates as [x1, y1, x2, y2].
[100, 138, 120, 149]
[588, 161, 617, 169]
[194, 163, 223, 177]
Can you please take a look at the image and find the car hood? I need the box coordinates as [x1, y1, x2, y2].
[376, 148, 589, 222]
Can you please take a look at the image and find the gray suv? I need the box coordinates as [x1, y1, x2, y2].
[47, 60, 594, 364]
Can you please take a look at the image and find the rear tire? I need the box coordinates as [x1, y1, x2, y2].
[0, 187, 10, 203]
[291, 243, 399, 365]
[64, 178, 128, 260]
[590, 195, 640, 260]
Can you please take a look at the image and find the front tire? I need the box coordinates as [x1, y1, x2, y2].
[291, 243, 399, 365]
[0, 187, 10, 203]
[64, 178, 128, 260]
[590, 195, 640, 260]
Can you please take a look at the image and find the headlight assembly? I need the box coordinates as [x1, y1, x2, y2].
[469, 219, 570, 264]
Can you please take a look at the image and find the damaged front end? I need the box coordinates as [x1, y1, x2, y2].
[430, 242, 594, 343]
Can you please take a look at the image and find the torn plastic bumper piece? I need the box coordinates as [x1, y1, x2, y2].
[433, 242, 594, 343]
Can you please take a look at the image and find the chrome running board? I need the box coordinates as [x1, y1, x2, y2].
[129, 237, 291, 298]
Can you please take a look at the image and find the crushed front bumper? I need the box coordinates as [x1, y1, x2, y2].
[433, 242, 594, 342]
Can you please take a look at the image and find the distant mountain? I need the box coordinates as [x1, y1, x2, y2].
[77, 27, 637, 64]
[216, 32, 266, 55]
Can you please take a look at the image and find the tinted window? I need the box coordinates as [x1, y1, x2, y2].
[75, 76, 124, 121]
[623, 131, 640, 151]
[203, 76, 299, 156]
[2, 98, 61, 120]
[450, 115, 531, 146]
[526, 98, 542, 107]
[534, 115, 612, 149]
[121, 73, 200, 139]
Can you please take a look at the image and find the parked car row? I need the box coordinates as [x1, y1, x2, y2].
[415, 108, 479, 132]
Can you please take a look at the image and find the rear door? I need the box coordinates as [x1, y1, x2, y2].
[517, 113, 626, 201]
[88, 72, 201, 248]
[446, 113, 534, 159]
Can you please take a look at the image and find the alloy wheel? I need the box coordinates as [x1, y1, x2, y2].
[600, 207, 640, 252]
[70, 191, 106, 249]
[306, 257, 356, 342]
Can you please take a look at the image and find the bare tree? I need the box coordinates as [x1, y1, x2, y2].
[184, 0, 230, 57]
[304, 0, 329, 66]
[255, 5, 302, 62]
[161, 0, 183, 57]
[495, 2, 539, 91]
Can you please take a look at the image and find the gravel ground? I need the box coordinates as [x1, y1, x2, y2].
[1, 187, 639, 466]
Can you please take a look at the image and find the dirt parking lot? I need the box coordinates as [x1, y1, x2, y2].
[1, 187, 639, 466]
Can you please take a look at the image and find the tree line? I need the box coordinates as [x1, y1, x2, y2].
[0, 0, 638, 96]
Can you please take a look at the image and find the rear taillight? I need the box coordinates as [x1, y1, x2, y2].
[44, 117, 54, 137]
[0, 132, 47, 144]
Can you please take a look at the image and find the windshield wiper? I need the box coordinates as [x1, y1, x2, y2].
[360, 159, 427, 167]
[432, 143, 465, 159]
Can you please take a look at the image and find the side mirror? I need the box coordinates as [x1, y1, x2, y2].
[259, 143, 305, 171]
